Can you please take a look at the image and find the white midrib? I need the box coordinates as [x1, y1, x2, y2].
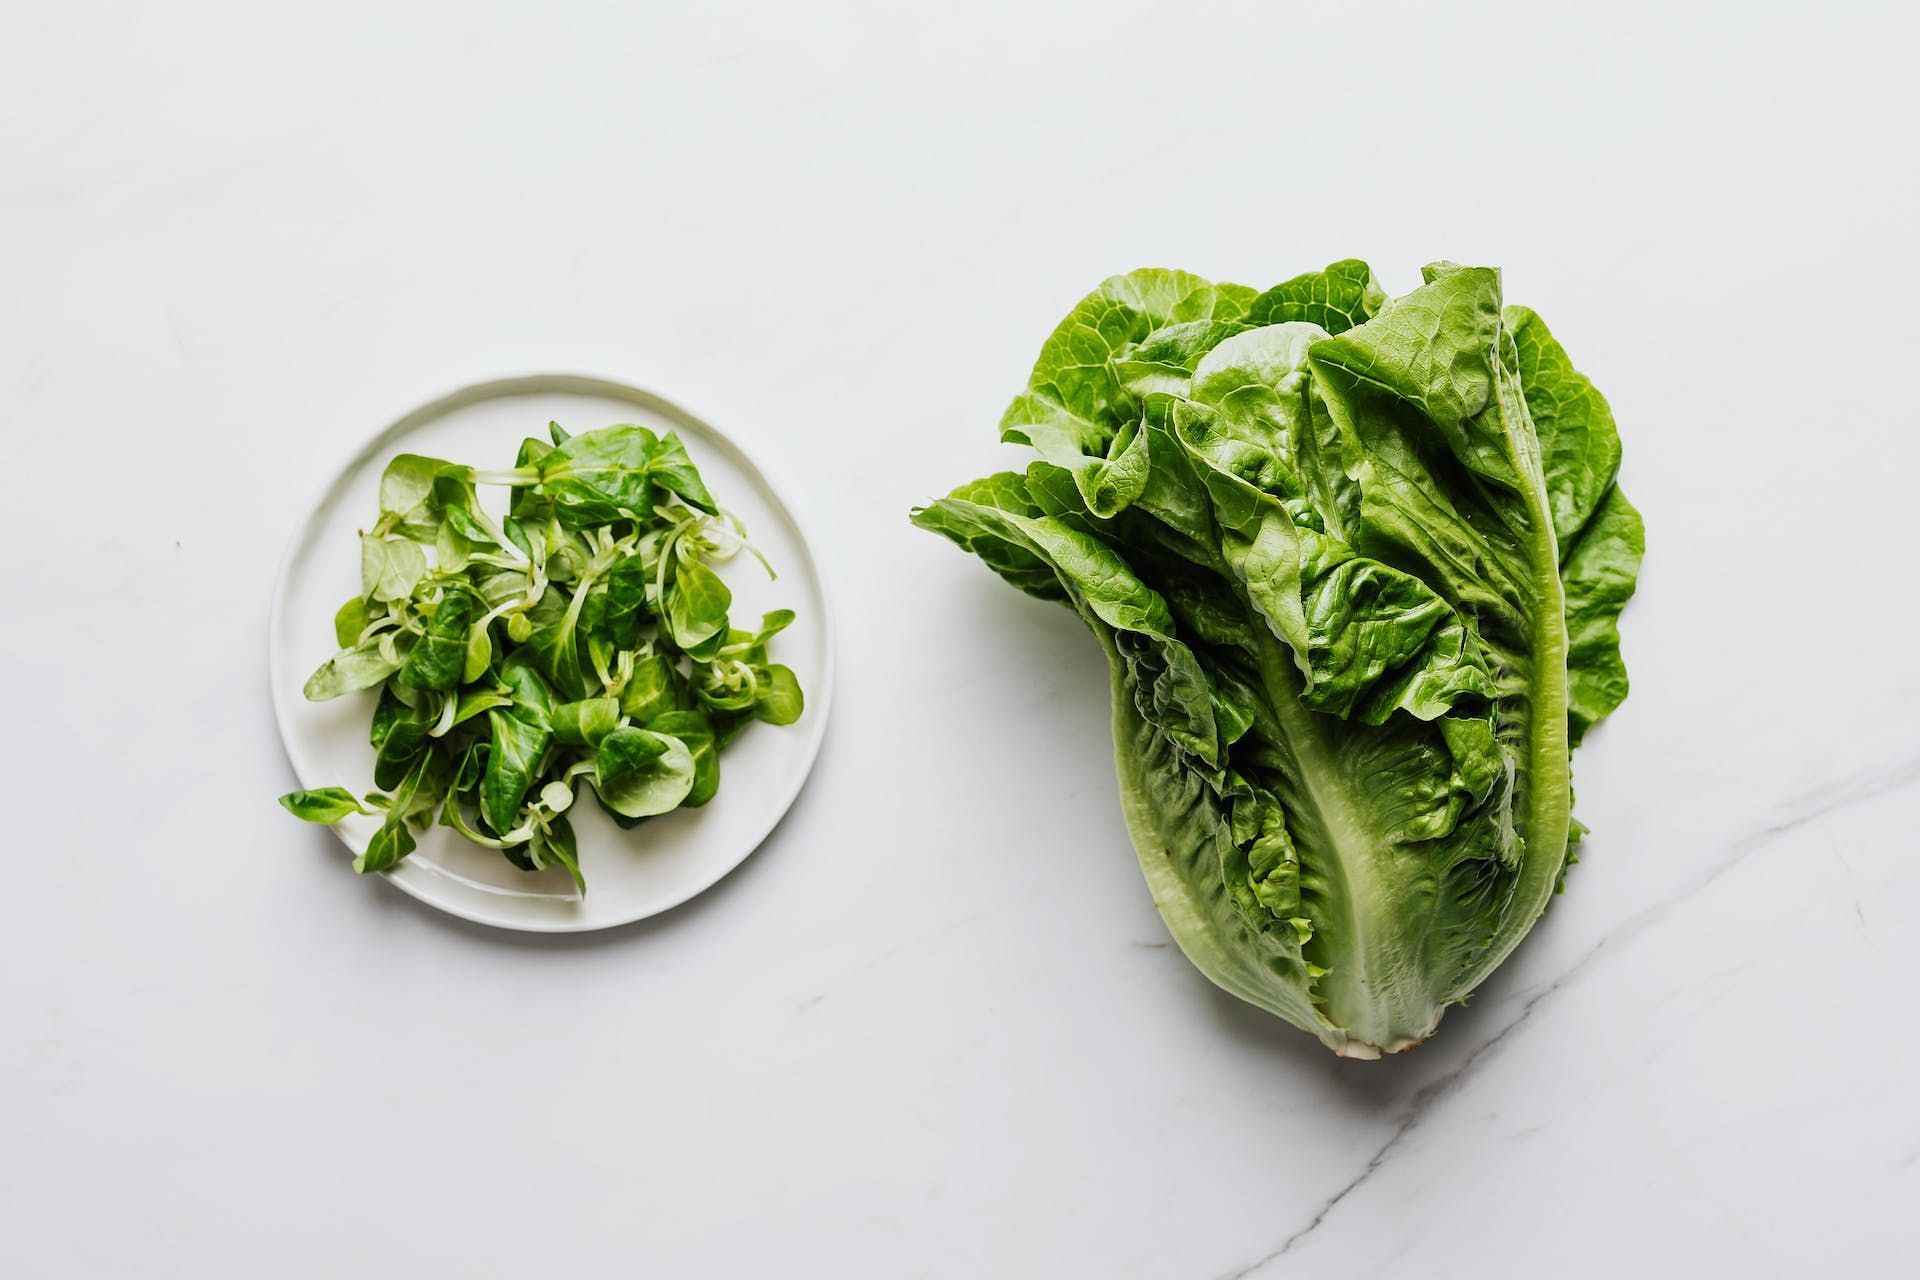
[1247, 629, 1424, 1051]
[1454, 378, 1571, 996]
[1282, 324, 1572, 1032]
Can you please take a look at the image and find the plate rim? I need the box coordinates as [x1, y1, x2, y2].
[267, 372, 836, 933]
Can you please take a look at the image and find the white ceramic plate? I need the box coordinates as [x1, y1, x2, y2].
[269, 374, 833, 931]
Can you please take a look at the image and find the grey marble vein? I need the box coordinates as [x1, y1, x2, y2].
[1217, 967, 1570, 1279]
[1220, 753, 1920, 1278]
[1517, 752, 1920, 1013]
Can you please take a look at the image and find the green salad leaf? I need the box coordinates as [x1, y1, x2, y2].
[280, 424, 805, 891]
[914, 262, 1640, 1056]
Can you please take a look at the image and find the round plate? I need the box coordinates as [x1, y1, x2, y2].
[269, 374, 834, 931]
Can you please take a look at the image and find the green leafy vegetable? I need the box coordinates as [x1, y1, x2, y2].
[649, 710, 719, 807]
[396, 583, 479, 692]
[370, 690, 433, 790]
[552, 697, 621, 746]
[754, 664, 804, 725]
[592, 727, 697, 818]
[278, 788, 371, 823]
[280, 423, 806, 892]
[913, 261, 1640, 1056]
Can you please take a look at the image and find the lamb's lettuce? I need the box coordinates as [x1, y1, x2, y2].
[914, 261, 1641, 1056]
[280, 423, 807, 890]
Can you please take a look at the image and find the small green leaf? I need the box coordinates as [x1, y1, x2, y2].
[752, 608, 795, 644]
[354, 752, 435, 874]
[441, 500, 493, 544]
[333, 597, 374, 649]
[647, 432, 717, 513]
[462, 621, 493, 684]
[370, 690, 433, 790]
[436, 519, 478, 574]
[648, 710, 718, 807]
[503, 514, 538, 561]
[356, 820, 416, 873]
[397, 584, 479, 692]
[667, 558, 731, 650]
[551, 697, 621, 746]
[519, 587, 593, 701]
[538, 424, 659, 528]
[303, 637, 406, 701]
[619, 653, 689, 722]
[753, 664, 804, 725]
[500, 661, 555, 729]
[602, 556, 651, 649]
[360, 535, 427, 603]
[482, 708, 552, 835]
[722, 608, 795, 660]
[278, 788, 370, 823]
[447, 687, 512, 731]
[451, 737, 489, 793]
[537, 814, 585, 893]
[592, 727, 695, 817]
[378, 453, 452, 522]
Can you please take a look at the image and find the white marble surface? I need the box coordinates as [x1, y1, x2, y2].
[5, 3, 1916, 1275]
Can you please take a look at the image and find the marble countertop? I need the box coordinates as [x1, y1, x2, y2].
[6, 4, 1915, 1275]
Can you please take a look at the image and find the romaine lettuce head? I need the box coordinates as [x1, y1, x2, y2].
[914, 261, 1641, 1056]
